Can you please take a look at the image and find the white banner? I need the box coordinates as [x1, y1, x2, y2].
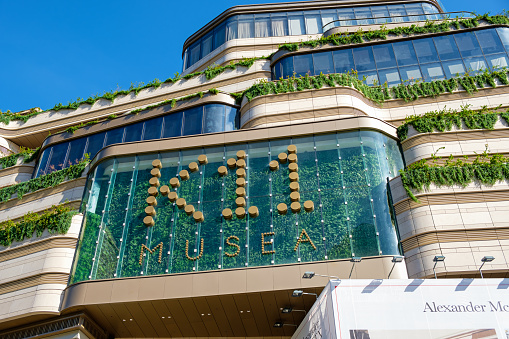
[293, 279, 509, 339]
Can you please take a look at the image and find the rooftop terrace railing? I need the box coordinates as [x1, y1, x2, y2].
[322, 11, 475, 33]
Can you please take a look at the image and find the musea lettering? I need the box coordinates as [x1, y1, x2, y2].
[424, 301, 509, 313]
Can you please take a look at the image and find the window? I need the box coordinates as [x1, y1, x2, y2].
[442, 59, 466, 78]
[454, 32, 482, 58]
[313, 52, 334, 75]
[201, 33, 213, 57]
[282, 57, 294, 78]
[371, 6, 389, 24]
[294, 54, 314, 77]
[226, 17, 238, 41]
[358, 70, 379, 85]
[399, 65, 422, 83]
[305, 11, 322, 34]
[497, 28, 509, 52]
[255, 14, 271, 38]
[486, 53, 509, 70]
[373, 44, 397, 69]
[238, 15, 254, 39]
[225, 106, 239, 131]
[66, 138, 88, 167]
[289, 12, 305, 35]
[47, 142, 69, 172]
[333, 49, 355, 73]
[413, 38, 439, 64]
[475, 30, 505, 55]
[404, 3, 425, 21]
[420, 63, 445, 81]
[271, 14, 288, 36]
[183, 106, 204, 136]
[354, 7, 373, 25]
[393, 41, 418, 66]
[162, 112, 183, 138]
[104, 127, 124, 146]
[203, 105, 225, 134]
[213, 23, 226, 49]
[389, 5, 407, 23]
[433, 35, 461, 60]
[337, 8, 355, 26]
[462, 56, 487, 74]
[143, 117, 163, 140]
[353, 46, 376, 71]
[124, 122, 144, 143]
[85, 132, 106, 159]
[321, 9, 338, 31]
[378, 68, 400, 86]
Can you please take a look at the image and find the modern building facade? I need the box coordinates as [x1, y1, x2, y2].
[0, 0, 508, 337]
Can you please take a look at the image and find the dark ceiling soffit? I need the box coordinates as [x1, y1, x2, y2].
[181, 0, 443, 57]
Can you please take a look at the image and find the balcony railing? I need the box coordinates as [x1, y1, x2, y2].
[322, 11, 475, 33]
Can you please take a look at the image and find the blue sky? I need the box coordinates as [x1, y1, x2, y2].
[0, 0, 506, 113]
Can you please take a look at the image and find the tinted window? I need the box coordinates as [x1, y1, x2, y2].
[420, 63, 445, 81]
[313, 52, 334, 75]
[104, 127, 124, 146]
[413, 38, 439, 63]
[225, 106, 238, 131]
[433, 35, 461, 60]
[497, 28, 509, 52]
[124, 122, 144, 143]
[294, 54, 314, 77]
[143, 117, 163, 140]
[442, 59, 466, 78]
[373, 44, 397, 69]
[454, 32, 482, 57]
[352, 46, 375, 71]
[35, 148, 51, 176]
[47, 142, 69, 172]
[475, 30, 505, 55]
[393, 41, 418, 66]
[86, 132, 106, 159]
[333, 49, 355, 73]
[203, 105, 225, 134]
[378, 68, 401, 86]
[213, 23, 226, 49]
[183, 106, 203, 136]
[162, 112, 183, 138]
[282, 57, 294, 78]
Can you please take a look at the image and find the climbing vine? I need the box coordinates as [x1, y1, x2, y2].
[397, 105, 509, 140]
[0, 204, 77, 246]
[278, 13, 509, 52]
[238, 69, 509, 105]
[63, 88, 220, 134]
[0, 157, 88, 203]
[400, 148, 509, 202]
[0, 147, 40, 170]
[0, 57, 267, 125]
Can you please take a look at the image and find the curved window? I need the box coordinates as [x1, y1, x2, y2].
[183, 2, 440, 70]
[70, 131, 404, 283]
[34, 104, 239, 177]
[271, 27, 509, 86]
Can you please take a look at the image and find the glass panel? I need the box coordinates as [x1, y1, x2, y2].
[225, 106, 238, 131]
[475, 29, 505, 55]
[378, 68, 401, 87]
[497, 28, 509, 52]
[413, 38, 439, 64]
[226, 17, 238, 41]
[104, 127, 124, 146]
[433, 35, 461, 60]
[183, 106, 203, 136]
[271, 14, 288, 36]
[255, 14, 271, 38]
[294, 54, 313, 77]
[201, 33, 213, 57]
[288, 13, 305, 35]
[373, 44, 397, 69]
[67, 138, 87, 167]
[454, 32, 483, 57]
[124, 122, 144, 143]
[486, 53, 509, 70]
[333, 49, 355, 73]
[282, 57, 294, 78]
[352, 46, 376, 72]
[338, 8, 355, 26]
[85, 132, 106, 159]
[273, 61, 282, 80]
[203, 104, 225, 134]
[238, 15, 254, 39]
[371, 6, 389, 24]
[162, 111, 183, 138]
[404, 3, 425, 21]
[399, 65, 423, 83]
[213, 23, 226, 49]
[354, 7, 373, 25]
[305, 12, 322, 34]
[313, 52, 334, 75]
[143, 117, 163, 141]
[393, 41, 418, 66]
[358, 70, 379, 85]
[420, 62, 446, 82]
[35, 148, 51, 176]
[463, 56, 488, 75]
[389, 5, 407, 23]
[442, 59, 466, 78]
[47, 142, 69, 173]
[189, 42, 201, 66]
[321, 9, 338, 30]
[422, 3, 439, 20]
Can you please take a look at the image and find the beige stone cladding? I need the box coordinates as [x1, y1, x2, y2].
[0, 214, 82, 329]
[390, 177, 509, 279]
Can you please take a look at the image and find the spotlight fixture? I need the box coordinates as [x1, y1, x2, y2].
[302, 271, 339, 280]
[282, 307, 293, 313]
[274, 321, 283, 328]
[432, 255, 446, 279]
[479, 256, 495, 278]
[388, 256, 404, 278]
[292, 290, 303, 297]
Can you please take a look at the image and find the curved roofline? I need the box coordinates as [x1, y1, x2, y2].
[181, 0, 443, 57]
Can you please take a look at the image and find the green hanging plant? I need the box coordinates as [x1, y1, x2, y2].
[0, 147, 40, 170]
[0, 204, 77, 246]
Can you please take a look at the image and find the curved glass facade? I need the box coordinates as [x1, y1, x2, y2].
[272, 27, 509, 85]
[35, 104, 239, 177]
[70, 130, 404, 284]
[183, 2, 439, 70]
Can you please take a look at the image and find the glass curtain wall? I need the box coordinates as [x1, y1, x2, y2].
[272, 27, 509, 86]
[70, 130, 404, 284]
[35, 104, 239, 177]
[184, 2, 439, 70]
